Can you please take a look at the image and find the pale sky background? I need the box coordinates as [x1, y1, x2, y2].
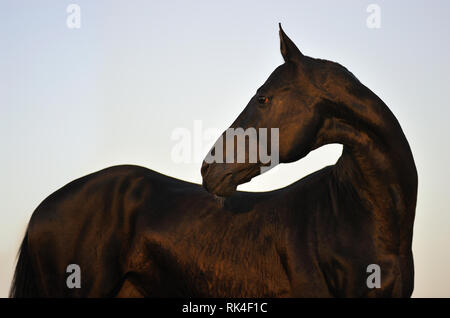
[1, 0, 449, 297]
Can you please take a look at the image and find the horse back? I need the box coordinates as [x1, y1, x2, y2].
[26, 165, 199, 296]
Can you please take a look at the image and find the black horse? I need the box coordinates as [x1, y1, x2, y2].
[10, 25, 417, 297]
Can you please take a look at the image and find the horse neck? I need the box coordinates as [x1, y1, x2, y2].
[313, 80, 418, 253]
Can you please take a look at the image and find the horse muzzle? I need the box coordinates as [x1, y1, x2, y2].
[201, 161, 238, 197]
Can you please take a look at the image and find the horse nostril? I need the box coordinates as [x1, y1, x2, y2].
[201, 161, 210, 177]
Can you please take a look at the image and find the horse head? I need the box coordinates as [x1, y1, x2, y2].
[201, 24, 346, 197]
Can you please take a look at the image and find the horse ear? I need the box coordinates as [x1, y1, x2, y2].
[279, 23, 303, 63]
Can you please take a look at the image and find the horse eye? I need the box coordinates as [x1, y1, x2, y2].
[257, 96, 269, 104]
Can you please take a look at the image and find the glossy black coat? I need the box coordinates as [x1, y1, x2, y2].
[10, 25, 417, 297]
